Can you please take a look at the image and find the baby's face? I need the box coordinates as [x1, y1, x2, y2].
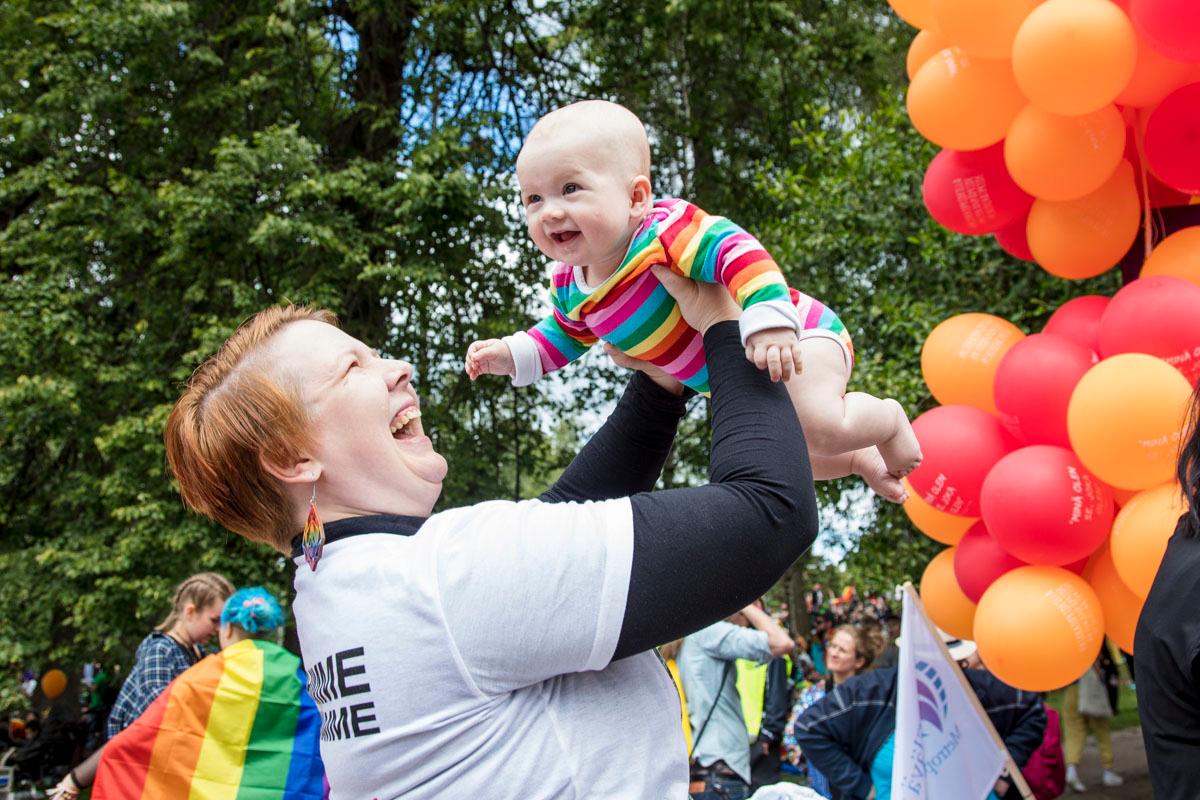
[517, 133, 644, 272]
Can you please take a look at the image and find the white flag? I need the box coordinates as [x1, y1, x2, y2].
[891, 585, 1008, 800]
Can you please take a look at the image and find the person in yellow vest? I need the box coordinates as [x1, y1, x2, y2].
[661, 639, 694, 756]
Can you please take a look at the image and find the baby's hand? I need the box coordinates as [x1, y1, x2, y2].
[745, 327, 802, 382]
[465, 339, 516, 381]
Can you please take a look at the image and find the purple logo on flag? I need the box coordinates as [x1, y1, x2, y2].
[915, 660, 950, 732]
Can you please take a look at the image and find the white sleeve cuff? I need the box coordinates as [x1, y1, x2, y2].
[504, 331, 545, 387]
[739, 300, 803, 347]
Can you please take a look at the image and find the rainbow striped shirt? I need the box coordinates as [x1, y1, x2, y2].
[508, 198, 805, 394]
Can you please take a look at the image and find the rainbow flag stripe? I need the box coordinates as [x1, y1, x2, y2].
[94, 639, 325, 800]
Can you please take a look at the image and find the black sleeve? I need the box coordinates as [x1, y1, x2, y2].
[613, 321, 818, 659]
[538, 371, 689, 504]
[759, 656, 793, 741]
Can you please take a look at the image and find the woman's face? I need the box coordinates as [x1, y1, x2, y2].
[824, 630, 865, 679]
[268, 321, 448, 519]
[182, 600, 224, 646]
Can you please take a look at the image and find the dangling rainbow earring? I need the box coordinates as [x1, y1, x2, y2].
[302, 482, 325, 571]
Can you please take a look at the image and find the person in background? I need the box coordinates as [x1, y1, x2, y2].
[871, 615, 901, 671]
[106, 572, 234, 739]
[782, 625, 879, 798]
[660, 639, 694, 757]
[680, 604, 795, 800]
[1063, 647, 1123, 791]
[791, 641, 1045, 800]
[52, 586, 325, 799]
[1135, 386, 1200, 800]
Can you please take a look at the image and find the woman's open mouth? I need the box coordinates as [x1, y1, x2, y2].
[390, 407, 422, 440]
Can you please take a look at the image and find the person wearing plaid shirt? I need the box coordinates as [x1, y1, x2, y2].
[105, 573, 231, 739]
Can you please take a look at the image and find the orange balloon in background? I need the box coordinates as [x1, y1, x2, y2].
[41, 669, 67, 700]
[1026, 160, 1141, 279]
[1116, 30, 1196, 108]
[1067, 353, 1191, 490]
[1141, 226, 1200, 287]
[1004, 104, 1126, 201]
[1012, 0, 1137, 115]
[920, 548, 977, 640]
[975, 566, 1104, 691]
[902, 478, 979, 544]
[1110, 482, 1188, 597]
[921, 313, 1025, 414]
[1085, 540, 1145, 653]
[906, 29, 951, 80]
[907, 49, 1027, 150]
[888, 0, 939, 30]
[931, 0, 1042, 59]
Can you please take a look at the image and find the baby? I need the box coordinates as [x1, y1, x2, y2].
[465, 100, 921, 502]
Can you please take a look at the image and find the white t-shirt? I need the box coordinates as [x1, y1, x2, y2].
[292, 498, 689, 799]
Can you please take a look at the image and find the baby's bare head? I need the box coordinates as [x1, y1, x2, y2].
[517, 100, 651, 184]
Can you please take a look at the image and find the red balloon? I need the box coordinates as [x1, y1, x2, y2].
[1042, 295, 1110, 353]
[981, 445, 1114, 565]
[1144, 83, 1200, 193]
[1130, 0, 1200, 62]
[923, 144, 1035, 235]
[1098, 275, 1200, 385]
[909, 405, 1017, 516]
[995, 212, 1035, 261]
[994, 333, 1098, 446]
[954, 521, 1026, 603]
[1123, 125, 1196, 208]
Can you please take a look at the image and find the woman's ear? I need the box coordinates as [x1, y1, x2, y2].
[628, 175, 652, 218]
[260, 453, 323, 487]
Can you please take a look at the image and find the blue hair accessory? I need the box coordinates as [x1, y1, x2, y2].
[220, 586, 285, 634]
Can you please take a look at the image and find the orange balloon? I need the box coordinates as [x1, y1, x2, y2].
[907, 48, 1026, 150]
[1026, 160, 1141, 279]
[920, 548, 977, 640]
[41, 669, 67, 700]
[1084, 540, 1144, 653]
[921, 313, 1025, 414]
[975, 566, 1104, 691]
[1116, 30, 1196, 108]
[889, 0, 939, 30]
[906, 29, 952, 81]
[1004, 104, 1126, 201]
[1110, 482, 1188, 597]
[1012, 0, 1137, 115]
[931, 0, 1042, 59]
[1142, 226, 1200, 287]
[1067, 353, 1191, 490]
[902, 478, 978, 544]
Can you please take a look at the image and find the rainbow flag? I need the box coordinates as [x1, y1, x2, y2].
[93, 638, 325, 799]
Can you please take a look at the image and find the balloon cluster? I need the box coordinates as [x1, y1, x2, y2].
[902, 247, 1199, 691]
[894, 0, 1200, 279]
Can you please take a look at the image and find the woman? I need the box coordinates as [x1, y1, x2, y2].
[162, 268, 820, 799]
[782, 625, 878, 797]
[1062, 648, 1122, 792]
[53, 585, 324, 799]
[1134, 386, 1200, 799]
[106, 572, 233, 738]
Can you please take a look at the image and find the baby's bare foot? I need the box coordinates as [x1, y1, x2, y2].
[850, 447, 908, 504]
[878, 399, 923, 479]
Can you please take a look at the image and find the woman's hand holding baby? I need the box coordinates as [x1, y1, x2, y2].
[745, 328, 803, 382]
[465, 339, 515, 381]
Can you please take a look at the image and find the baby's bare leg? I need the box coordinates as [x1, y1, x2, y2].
[785, 338, 921, 500]
[808, 450, 910, 503]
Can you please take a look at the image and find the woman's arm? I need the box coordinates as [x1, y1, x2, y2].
[538, 369, 689, 503]
[612, 275, 818, 657]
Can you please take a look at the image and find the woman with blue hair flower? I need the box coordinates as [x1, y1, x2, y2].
[217, 586, 287, 648]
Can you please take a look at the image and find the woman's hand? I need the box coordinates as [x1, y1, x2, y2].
[652, 265, 739, 334]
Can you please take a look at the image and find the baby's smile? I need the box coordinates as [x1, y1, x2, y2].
[551, 230, 580, 244]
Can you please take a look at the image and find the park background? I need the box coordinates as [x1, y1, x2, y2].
[0, 0, 1121, 704]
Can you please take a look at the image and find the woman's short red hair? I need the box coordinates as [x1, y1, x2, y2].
[165, 306, 337, 552]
